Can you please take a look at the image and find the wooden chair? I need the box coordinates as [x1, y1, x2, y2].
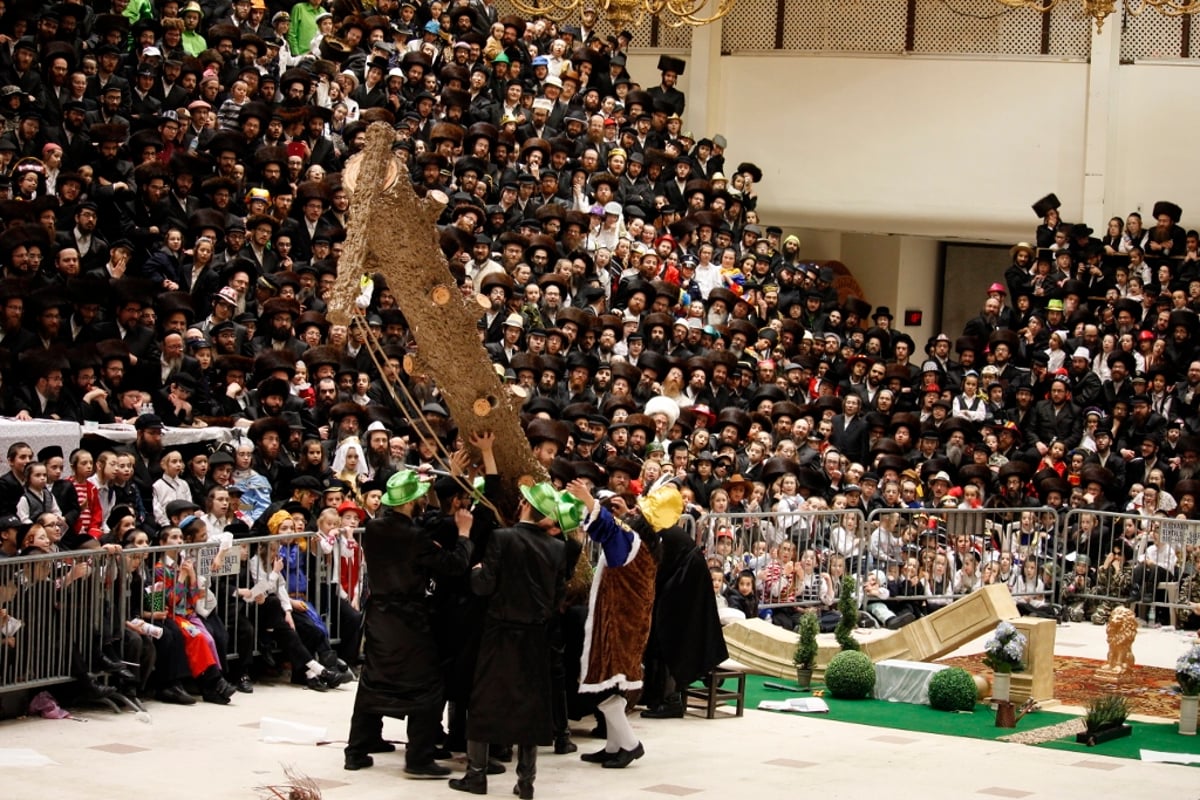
[686, 668, 746, 718]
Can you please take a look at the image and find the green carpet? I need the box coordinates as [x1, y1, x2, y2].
[1037, 720, 1200, 762]
[722, 674, 1200, 763]
[730, 674, 1076, 741]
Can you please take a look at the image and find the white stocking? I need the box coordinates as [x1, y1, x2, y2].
[597, 694, 638, 752]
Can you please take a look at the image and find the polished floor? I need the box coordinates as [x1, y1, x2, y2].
[1, 623, 1196, 800]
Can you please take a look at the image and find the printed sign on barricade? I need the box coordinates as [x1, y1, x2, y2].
[1059, 509, 1196, 627]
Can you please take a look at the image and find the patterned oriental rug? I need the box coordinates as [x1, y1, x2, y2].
[937, 654, 1182, 719]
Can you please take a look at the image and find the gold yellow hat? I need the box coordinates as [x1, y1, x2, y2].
[636, 483, 684, 532]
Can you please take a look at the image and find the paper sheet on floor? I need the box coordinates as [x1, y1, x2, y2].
[0, 749, 57, 767]
[1140, 749, 1200, 765]
[757, 698, 830, 713]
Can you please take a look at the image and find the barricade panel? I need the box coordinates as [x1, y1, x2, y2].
[1059, 508, 1198, 627]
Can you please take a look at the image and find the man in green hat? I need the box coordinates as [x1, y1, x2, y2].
[546, 483, 587, 756]
[344, 469, 474, 777]
[450, 481, 569, 799]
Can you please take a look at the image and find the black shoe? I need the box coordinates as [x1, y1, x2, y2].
[219, 679, 238, 699]
[580, 748, 617, 764]
[235, 675, 254, 694]
[553, 734, 577, 754]
[366, 740, 396, 754]
[156, 684, 196, 705]
[405, 762, 451, 778]
[513, 780, 534, 799]
[602, 742, 644, 769]
[492, 744, 513, 762]
[83, 680, 117, 702]
[201, 689, 231, 705]
[485, 759, 507, 775]
[305, 676, 328, 692]
[432, 746, 454, 760]
[640, 703, 684, 719]
[344, 753, 373, 771]
[587, 719, 607, 738]
[321, 668, 352, 689]
[98, 654, 137, 680]
[99, 661, 137, 683]
[448, 770, 488, 794]
[319, 651, 351, 671]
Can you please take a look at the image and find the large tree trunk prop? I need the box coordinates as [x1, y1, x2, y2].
[327, 122, 544, 517]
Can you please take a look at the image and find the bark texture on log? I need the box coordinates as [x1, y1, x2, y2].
[328, 123, 544, 518]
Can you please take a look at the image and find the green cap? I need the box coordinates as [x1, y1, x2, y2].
[381, 469, 430, 507]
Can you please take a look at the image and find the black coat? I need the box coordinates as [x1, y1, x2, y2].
[468, 521, 565, 746]
[355, 510, 472, 716]
[643, 526, 728, 705]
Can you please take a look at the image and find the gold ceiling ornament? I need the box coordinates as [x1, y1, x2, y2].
[506, 0, 737, 30]
[994, 0, 1200, 32]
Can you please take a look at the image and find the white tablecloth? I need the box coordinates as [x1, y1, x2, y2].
[872, 659, 948, 705]
[0, 419, 236, 475]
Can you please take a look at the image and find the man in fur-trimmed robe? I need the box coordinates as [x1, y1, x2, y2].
[565, 479, 683, 769]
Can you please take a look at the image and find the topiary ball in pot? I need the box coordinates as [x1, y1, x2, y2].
[824, 651, 876, 699]
[928, 667, 979, 712]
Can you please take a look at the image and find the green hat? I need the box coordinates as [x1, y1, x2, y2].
[520, 481, 561, 520]
[553, 491, 586, 533]
[381, 469, 429, 507]
[520, 482, 584, 531]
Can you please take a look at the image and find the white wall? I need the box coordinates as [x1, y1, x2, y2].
[1110, 63, 1200, 227]
[713, 55, 1091, 243]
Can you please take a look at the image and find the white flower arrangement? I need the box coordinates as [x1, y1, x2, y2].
[1177, 644, 1200, 696]
[983, 620, 1027, 674]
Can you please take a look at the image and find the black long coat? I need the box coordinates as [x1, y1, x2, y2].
[643, 526, 728, 707]
[355, 510, 472, 717]
[468, 522, 565, 747]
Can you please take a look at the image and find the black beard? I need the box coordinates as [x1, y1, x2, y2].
[270, 326, 291, 342]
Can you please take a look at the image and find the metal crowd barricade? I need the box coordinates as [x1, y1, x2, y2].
[1059, 508, 1200, 626]
[0, 530, 369, 700]
[0, 547, 122, 694]
[694, 508, 867, 611]
[856, 506, 1062, 616]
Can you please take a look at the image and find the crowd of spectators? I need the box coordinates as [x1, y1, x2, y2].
[0, 0, 1199, 713]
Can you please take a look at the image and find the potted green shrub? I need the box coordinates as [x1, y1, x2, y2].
[1077, 693, 1132, 746]
[833, 575, 861, 652]
[928, 667, 978, 712]
[793, 611, 819, 688]
[824, 650, 876, 699]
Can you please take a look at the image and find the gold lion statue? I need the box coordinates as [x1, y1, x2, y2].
[1101, 607, 1138, 674]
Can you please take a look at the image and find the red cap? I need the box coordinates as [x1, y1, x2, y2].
[988, 282, 1006, 295]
